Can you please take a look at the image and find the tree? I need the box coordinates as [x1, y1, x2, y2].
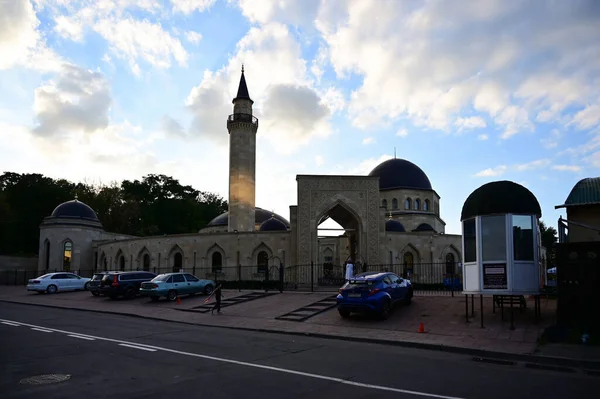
[0, 172, 228, 256]
[539, 220, 558, 269]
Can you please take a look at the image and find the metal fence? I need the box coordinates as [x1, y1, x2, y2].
[1, 262, 463, 295]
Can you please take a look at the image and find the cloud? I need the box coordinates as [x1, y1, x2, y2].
[46, 0, 187, 75]
[396, 128, 408, 137]
[32, 64, 112, 138]
[185, 30, 203, 44]
[478, 134, 489, 140]
[186, 23, 333, 152]
[161, 115, 186, 137]
[455, 116, 487, 130]
[315, 155, 324, 166]
[540, 129, 562, 149]
[474, 165, 507, 177]
[0, 0, 61, 71]
[514, 159, 550, 171]
[236, 0, 321, 27]
[362, 137, 374, 145]
[552, 165, 582, 172]
[171, 0, 216, 14]
[313, 0, 600, 138]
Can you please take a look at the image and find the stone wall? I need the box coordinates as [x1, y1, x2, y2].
[95, 230, 292, 280]
[0, 255, 38, 271]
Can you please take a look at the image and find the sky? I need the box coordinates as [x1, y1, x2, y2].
[1, 0, 599, 235]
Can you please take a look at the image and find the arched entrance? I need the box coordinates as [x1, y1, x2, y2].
[143, 254, 150, 271]
[173, 252, 183, 272]
[445, 253, 456, 275]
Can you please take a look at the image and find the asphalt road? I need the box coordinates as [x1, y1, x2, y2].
[0, 302, 598, 399]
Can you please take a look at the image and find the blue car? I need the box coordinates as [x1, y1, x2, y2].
[336, 272, 413, 319]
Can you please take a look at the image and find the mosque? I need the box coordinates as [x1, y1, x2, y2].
[37, 69, 463, 286]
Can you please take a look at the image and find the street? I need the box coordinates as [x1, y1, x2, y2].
[0, 302, 597, 399]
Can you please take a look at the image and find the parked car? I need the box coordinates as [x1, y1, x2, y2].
[89, 271, 116, 296]
[336, 272, 413, 320]
[139, 272, 215, 302]
[100, 271, 156, 300]
[26, 272, 91, 294]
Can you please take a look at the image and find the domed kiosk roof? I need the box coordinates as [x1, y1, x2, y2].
[385, 219, 406, 232]
[368, 158, 433, 191]
[555, 177, 600, 209]
[51, 199, 100, 221]
[259, 217, 288, 231]
[207, 207, 290, 228]
[461, 180, 542, 221]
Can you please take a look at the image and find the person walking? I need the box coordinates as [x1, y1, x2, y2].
[345, 259, 354, 282]
[211, 284, 224, 314]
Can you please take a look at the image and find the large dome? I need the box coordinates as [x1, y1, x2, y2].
[206, 207, 290, 228]
[368, 158, 433, 191]
[50, 199, 99, 221]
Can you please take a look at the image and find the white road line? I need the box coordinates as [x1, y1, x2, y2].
[67, 334, 96, 341]
[1, 321, 20, 327]
[0, 318, 464, 399]
[32, 328, 53, 333]
[119, 343, 157, 352]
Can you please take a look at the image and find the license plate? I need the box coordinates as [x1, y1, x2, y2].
[348, 293, 361, 298]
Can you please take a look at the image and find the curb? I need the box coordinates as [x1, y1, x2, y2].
[2, 299, 599, 371]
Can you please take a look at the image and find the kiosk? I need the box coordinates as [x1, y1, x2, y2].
[460, 180, 544, 329]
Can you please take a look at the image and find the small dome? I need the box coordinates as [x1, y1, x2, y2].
[51, 199, 99, 221]
[206, 207, 290, 228]
[385, 219, 406, 232]
[368, 158, 433, 191]
[556, 177, 600, 208]
[461, 180, 542, 221]
[413, 223, 435, 232]
[259, 217, 288, 231]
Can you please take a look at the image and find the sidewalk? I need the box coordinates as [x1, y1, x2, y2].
[1, 286, 596, 367]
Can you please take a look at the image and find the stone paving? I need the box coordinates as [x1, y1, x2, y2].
[0, 286, 558, 357]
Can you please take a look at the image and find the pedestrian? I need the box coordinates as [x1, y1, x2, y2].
[345, 259, 354, 282]
[211, 284, 224, 314]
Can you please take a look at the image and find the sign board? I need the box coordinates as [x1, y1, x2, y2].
[483, 263, 507, 289]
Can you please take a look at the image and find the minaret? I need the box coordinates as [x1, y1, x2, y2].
[227, 65, 258, 232]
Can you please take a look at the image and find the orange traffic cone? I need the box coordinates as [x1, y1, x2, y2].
[418, 322, 425, 333]
[177, 297, 181, 305]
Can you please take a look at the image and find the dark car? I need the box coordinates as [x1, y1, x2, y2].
[89, 271, 115, 296]
[100, 271, 156, 300]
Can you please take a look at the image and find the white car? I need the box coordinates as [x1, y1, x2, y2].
[27, 272, 91, 294]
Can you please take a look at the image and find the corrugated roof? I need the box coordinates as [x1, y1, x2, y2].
[555, 177, 600, 209]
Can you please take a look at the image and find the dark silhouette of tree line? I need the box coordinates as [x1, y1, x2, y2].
[0, 172, 227, 256]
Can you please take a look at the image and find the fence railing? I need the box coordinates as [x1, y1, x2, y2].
[0, 262, 463, 294]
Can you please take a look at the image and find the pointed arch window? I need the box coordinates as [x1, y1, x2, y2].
[173, 252, 183, 272]
[63, 241, 73, 271]
[212, 252, 223, 273]
[423, 200, 430, 211]
[143, 254, 150, 271]
[404, 198, 412, 210]
[445, 253, 456, 275]
[382, 199, 388, 209]
[257, 251, 268, 273]
[119, 255, 125, 271]
[392, 198, 398, 210]
[403, 252, 414, 268]
[415, 199, 420, 210]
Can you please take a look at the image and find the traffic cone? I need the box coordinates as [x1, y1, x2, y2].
[418, 322, 425, 333]
[177, 297, 181, 305]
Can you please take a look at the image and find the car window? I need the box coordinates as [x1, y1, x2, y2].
[172, 274, 185, 283]
[66, 274, 80, 279]
[152, 274, 170, 282]
[51, 274, 64, 279]
[382, 276, 392, 285]
[184, 274, 199, 282]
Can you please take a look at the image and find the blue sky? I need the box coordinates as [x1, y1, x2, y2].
[1, 0, 599, 235]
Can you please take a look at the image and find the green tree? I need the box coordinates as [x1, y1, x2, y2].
[539, 220, 558, 269]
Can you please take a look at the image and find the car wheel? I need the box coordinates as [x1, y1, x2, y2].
[167, 290, 178, 301]
[84, 282, 90, 291]
[91, 291, 100, 297]
[338, 309, 351, 318]
[204, 284, 214, 295]
[46, 285, 57, 294]
[150, 296, 160, 302]
[379, 299, 391, 320]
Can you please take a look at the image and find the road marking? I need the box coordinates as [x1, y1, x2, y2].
[1, 321, 20, 327]
[119, 343, 157, 352]
[67, 334, 95, 341]
[32, 328, 53, 333]
[0, 318, 464, 399]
